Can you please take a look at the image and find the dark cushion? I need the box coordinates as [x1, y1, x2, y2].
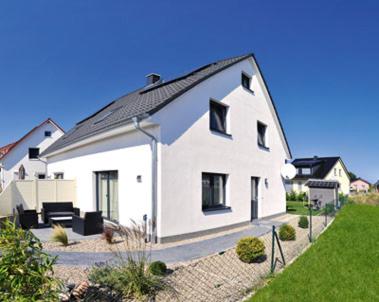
[42, 202, 74, 212]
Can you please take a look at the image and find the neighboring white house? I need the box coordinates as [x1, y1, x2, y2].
[0, 119, 65, 191]
[286, 156, 351, 195]
[43, 54, 292, 243]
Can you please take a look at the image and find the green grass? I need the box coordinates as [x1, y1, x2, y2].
[248, 204, 379, 302]
[286, 201, 321, 216]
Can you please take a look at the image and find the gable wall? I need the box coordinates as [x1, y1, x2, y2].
[324, 160, 350, 195]
[0, 122, 64, 190]
[152, 58, 290, 240]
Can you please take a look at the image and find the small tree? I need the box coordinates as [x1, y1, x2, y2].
[0, 219, 61, 301]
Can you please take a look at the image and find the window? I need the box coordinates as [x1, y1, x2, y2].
[339, 169, 342, 177]
[210, 101, 228, 134]
[257, 122, 267, 148]
[54, 172, 64, 179]
[241, 73, 251, 90]
[202, 173, 226, 210]
[334, 168, 337, 176]
[37, 174, 46, 179]
[28, 148, 39, 159]
[301, 168, 311, 175]
[44, 131, 52, 137]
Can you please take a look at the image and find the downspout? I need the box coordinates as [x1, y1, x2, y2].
[132, 116, 158, 243]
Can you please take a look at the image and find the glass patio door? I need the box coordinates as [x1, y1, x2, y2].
[96, 171, 119, 222]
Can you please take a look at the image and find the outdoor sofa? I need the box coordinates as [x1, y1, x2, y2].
[41, 202, 80, 224]
[72, 211, 104, 236]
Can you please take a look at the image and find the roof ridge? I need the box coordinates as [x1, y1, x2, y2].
[141, 53, 252, 94]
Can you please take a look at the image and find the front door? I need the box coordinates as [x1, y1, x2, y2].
[96, 171, 119, 222]
[251, 177, 259, 220]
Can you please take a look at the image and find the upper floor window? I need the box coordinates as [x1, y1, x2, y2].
[241, 73, 251, 90]
[44, 131, 52, 137]
[301, 168, 311, 175]
[334, 168, 337, 176]
[339, 169, 342, 177]
[210, 101, 228, 134]
[54, 172, 64, 179]
[257, 121, 268, 148]
[28, 148, 39, 159]
[202, 173, 227, 210]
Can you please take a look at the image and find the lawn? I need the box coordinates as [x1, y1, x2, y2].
[286, 200, 322, 216]
[248, 204, 379, 301]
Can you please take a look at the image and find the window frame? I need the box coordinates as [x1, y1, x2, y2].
[44, 131, 52, 137]
[257, 121, 268, 149]
[202, 172, 228, 211]
[28, 148, 40, 160]
[241, 72, 253, 93]
[209, 100, 230, 136]
[54, 172, 64, 180]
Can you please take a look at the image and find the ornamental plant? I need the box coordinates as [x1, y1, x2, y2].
[236, 236, 266, 263]
[149, 261, 167, 276]
[0, 219, 61, 301]
[298, 216, 309, 229]
[279, 224, 296, 241]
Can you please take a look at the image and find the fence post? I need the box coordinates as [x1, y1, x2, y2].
[309, 205, 313, 242]
[324, 204, 327, 227]
[270, 225, 275, 273]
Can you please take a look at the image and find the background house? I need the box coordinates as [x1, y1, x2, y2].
[350, 178, 371, 193]
[0, 118, 64, 191]
[286, 156, 350, 195]
[43, 54, 292, 243]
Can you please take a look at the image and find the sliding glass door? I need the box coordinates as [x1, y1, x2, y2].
[96, 171, 119, 222]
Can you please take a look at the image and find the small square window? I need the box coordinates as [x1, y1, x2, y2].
[44, 131, 52, 137]
[37, 174, 46, 179]
[28, 148, 39, 159]
[202, 173, 227, 210]
[241, 73, 251, 90]
[257, 122, 267, 148]
[210, 101, 228, 134]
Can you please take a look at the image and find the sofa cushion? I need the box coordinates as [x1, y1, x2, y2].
[42, 202, 73, 212]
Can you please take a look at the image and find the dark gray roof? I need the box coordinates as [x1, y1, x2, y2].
[43, 53, 291, 156]
[292, 157, 342, 180]
[305, 179, 340, 189]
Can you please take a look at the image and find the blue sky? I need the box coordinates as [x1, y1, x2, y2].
[0, 1, 378, 181]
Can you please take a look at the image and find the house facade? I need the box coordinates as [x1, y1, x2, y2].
[43, 54, 292, 243]
[0, 119, 64, 191]
[350, 178, 371, 193]
[287, 156, 350, 196]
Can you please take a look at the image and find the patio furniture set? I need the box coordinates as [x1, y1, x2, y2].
[16, 202, 104, 236]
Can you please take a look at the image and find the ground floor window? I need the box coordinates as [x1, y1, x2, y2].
[37, 174, 46, 179]
[202, 173, 226, 210]
[96, 170, 119, 222]
[54, 172, 64, 179]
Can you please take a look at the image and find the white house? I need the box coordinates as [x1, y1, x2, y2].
[43, 54, 292, 243]
[0, 118, 65, 191]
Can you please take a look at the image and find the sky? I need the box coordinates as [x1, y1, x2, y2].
[0, 0, 378, 181]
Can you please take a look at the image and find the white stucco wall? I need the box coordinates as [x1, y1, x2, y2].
[47, 127, 157, 226]
[324, 160, 350, 195]
[0, 122, 64, 190]
[153, 58, 289, 239]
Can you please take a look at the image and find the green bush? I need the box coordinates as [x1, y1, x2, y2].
[149, 261, 167, 276]
[298, 216, 309, 228]
[0, 219, 61, 301]
[279, 224, 296, 241]
[286, 191, 307, 202]
[236, 236, 266, 263]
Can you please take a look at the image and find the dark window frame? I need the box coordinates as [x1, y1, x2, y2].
[257, 121, 268, 149]
[202, 172, 228, 211]
[44, 131, 52, 137]
[54, 172, 64, 179]
[241, 73, 251, 89]
[209, 100, 229, 135]
[28, 148, 40, 159]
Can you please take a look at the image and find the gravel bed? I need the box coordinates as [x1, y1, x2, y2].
[52, 215, 328, 301]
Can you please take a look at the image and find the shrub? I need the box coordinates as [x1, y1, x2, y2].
[51, 224, 68, 246]
[279, 224, 296, 241]
[0, 219, 61, 301]
[102, 226, 114, 244]
[236, 236, 266, 263]
[88, 221, 171, 300]
[298, 216, 309, 228]
[149, 261, 167, 276]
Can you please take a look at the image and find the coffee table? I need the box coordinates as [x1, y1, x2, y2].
[49, 216, 72, 228]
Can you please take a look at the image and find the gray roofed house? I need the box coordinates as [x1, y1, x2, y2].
[43, 53, 292, 243]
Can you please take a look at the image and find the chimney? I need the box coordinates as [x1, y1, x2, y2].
[145, 73, 161, 86]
